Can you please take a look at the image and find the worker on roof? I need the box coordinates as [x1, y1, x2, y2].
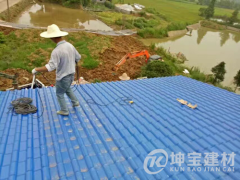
[32, 24, 81, 116]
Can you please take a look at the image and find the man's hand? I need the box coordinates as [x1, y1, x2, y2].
[32, 68, 38, 74]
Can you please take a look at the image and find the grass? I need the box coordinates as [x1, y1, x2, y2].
[0, 30, 111, 71]
[116, 0, 237, 24]
[200, 20, 227, 30]
[96, 12, 135, 25]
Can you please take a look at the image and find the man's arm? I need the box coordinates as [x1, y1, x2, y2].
[75, 48, 81, 63]
[35, 66, 48, 72]
[32, 51, 58, 74]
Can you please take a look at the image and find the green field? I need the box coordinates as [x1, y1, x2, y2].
[122, 0, 235, 23]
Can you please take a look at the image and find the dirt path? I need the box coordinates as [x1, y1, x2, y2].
[0, 0, 23, 13]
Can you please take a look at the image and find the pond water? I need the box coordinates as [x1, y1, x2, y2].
[142, 27, 240, 89]
[12, 3, 113, 31]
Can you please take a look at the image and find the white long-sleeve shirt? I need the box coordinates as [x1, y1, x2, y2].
[45, 40, 81, 81]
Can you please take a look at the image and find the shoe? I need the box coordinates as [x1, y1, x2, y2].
[72, 102, 80, 107]
[57, 111, 69, 116]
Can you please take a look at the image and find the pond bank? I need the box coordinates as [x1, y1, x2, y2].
[0, 20, 136, 36]
[142, 27, 240, 92]
[0, 0, 31, 21]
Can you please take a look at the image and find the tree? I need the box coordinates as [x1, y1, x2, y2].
[233, 70, 240, 92]
[229, 9, 239, 24]
[199, 8, 207, 17]
[142, 61, 173, 78]
[211, 62, 226, 84]
[205, 0, 216, 19]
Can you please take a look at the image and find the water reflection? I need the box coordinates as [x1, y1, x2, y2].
[197, 28, 207, 44]
[219, 31, 230, 46]
[12, 3, 113, 31]
[232, 33, 240, 43]
[144, 27, 240, 88]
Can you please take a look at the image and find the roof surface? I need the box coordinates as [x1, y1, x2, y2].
[0, 76, 239, 180]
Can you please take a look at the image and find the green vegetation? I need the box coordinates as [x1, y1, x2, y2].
[143, 45, 234, 92]
[189, 67, 214, 83]
[0, 32, 6, 44]
[104, 1, 115, 9]
[142, 61, 173, 78]
[233, 70, 240, 92]
[200, 20, 227, 30]
[120, 0, 237, 23]
[92, 79, 102, 83]
[198, 0, 240, 10]
[145, 8, 169, 21]
[199, 0, 216, 19]
[229, 9, 239, 24]
[205, 0, 216, 19]
[137, 22, 188, 38]
[96, 12, 134, 25]
[211, 61, 226, 84]
[216, 84, 234, 92]
[84, 2, 111, 11]
[62, 0, 91, 8]
[0, 30, 111, 71]
[137, 28, 168, 38]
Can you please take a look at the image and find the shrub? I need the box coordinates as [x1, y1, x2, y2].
[199, 8, 207, 17]
[0, 32, 6, 44]
[142, 61, 173, 78]
[211, 61, 226, 84]
[155, 46, 177, 63]
[145, 8, 169, 21]
[124, 22, 134, 29]
[134, 22, 144, 29]
[166, 22, 188, 31]
[216, 84, 234, 92]
[137, 28, 167, 38]
[189, 67, 207, 82]
[201, 20, 226, 30]
[104, 1, 115, 9]
[138, 11, 147, 17]
[115, 19, 123, 26]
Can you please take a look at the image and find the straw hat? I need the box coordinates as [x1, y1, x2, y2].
[119, 73, 130, 80]
[40, 24, 68, 38]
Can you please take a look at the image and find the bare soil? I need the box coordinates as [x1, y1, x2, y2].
[78, 35, 151, 82]
[0, 26, 16, 35]
[0, 35, 152, 90]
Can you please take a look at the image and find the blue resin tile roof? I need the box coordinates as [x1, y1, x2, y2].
[0, 76, 239, 180]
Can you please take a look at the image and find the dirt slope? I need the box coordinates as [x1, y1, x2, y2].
[78, 35, 150, 82]
[0, 35, 151, 90]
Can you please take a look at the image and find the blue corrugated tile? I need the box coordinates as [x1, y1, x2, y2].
[0, 76, 240, 179]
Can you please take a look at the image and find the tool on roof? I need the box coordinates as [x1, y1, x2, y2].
[177, 98, 198, 109]
[31, 75, 36, 89]
[112, 50, 162, 71]
[10, 98, 37, 115]
[187, 103, 198, 109]
[177, 98, 188, 105]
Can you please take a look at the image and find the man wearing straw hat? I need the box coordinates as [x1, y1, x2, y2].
[32, 24, 81, 116]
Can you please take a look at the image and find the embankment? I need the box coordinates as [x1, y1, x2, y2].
[167, 22, 200, 38]
[167, 29, 187, 38]
[0, 0, 31, 21]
